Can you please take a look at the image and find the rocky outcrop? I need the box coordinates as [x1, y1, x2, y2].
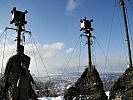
[109, 67, 133, 100]
[64, 67, 108, 100]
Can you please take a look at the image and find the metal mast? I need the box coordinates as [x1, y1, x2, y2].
[80, 17, 94, 67]
[10, 7, 28, 51]
[120, 0, 132, 68]
[87, 30, 92, 67]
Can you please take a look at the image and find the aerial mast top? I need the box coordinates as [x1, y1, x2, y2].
[10, 7, 28, 52]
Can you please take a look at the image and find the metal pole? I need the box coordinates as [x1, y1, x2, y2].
[121, 0, 132, 68]
[17, 25, 22, 51]
[86, 31, 92, 67]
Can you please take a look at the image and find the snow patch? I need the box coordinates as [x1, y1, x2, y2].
[38, 96, 64, 100]
[105, 91, 110, 99]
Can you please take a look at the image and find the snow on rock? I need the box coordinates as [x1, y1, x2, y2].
[105, 91, 110, 99]
[38, 96, 64, 100]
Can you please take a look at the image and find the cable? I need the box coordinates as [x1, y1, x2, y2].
[30, 38, 40, 77]
[117, 1, 130, 64]
[107, 3, 116, 59]
[0, 28, 7, 39]
[91, 37, 96, 66]
[60, 36, 81, 83]
[78, 36, 82, 73]
[26, 24, 57, 93]
[1, 30, 7, 76]
[126, 6, 133, 68]
[128, 0, 133, 13]
[63, 36, 80, 73]
[95, 38, 114, 72]
[30, 35, 51, 82]
[126, 7, 133, 55]
[30, 35, 59, 94]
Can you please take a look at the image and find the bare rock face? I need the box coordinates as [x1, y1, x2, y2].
[109, 67, 133, 100]
[64, 67, 108, 100]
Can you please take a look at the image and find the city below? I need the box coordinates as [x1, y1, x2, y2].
[34, 71, 122, 97]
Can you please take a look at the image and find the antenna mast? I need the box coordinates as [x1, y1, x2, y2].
[120, 0, 132, 68]
[80, 17, 94, 67]
[10, 7, 28, 51]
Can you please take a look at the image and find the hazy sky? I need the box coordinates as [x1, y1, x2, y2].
[0, 0, 133, 76]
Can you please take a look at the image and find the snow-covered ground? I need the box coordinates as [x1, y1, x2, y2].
[38, 91, 110, 100]
[38, 96, 64, 100]
[38, 92, 110, 100]
[105, 91, 109, 99]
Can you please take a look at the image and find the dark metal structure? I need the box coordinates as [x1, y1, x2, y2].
[120, 0, 132, 68]
[80, 17, 94, 68]
[64, 17, 108, 100]
[109, 0, 133, 99]
[0, 7, 37, 100]
[10, 7, 29, 50]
